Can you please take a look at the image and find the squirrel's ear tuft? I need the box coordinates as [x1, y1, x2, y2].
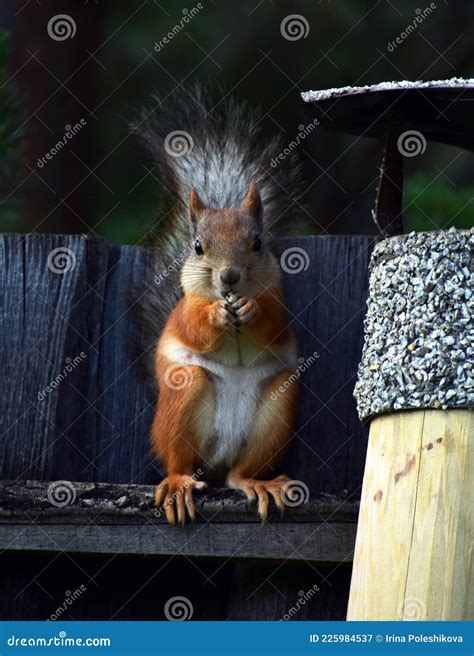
[189, 187, 206, 228]
[242, 182, 262, 225]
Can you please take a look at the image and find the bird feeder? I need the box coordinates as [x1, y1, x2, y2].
[302, 79, 474, 621]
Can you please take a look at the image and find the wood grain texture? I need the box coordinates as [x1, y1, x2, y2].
[0, 481, 359, 523]
[347, 409, 473, 620]
[404, 410, 473, 620]
[0, 481, 358, 563]
[1, 522, 355, 563]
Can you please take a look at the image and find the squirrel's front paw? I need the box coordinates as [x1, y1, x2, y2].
[210, 299, 237, 328]
[154, 474, 207, 525]
[233, 297, 260, 326]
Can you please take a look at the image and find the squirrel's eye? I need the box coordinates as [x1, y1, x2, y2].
[252, 236, 262, 252]
[194, 239, 204, 256]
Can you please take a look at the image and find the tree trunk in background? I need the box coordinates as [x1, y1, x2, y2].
[7, 0, 102, 233]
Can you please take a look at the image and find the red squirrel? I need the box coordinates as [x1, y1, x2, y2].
[134, 87, 303, 524]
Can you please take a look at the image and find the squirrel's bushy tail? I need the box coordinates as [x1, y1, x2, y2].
[132, 84, 304, 378]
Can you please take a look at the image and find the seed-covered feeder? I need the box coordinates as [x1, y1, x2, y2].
[302, 79, 474, 621]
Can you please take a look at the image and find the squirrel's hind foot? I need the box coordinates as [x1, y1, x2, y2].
[228, 475, 291, 521]
[154, 474, 207, 525]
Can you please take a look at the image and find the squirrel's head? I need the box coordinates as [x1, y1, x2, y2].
[180, 182, 280, 299]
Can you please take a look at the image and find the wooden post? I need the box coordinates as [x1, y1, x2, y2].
[347, 408, 473, 620]
[301, 82, 474, 620]
[349, 228, 472, 621]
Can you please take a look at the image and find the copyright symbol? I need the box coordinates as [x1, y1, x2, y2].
[375, 634, 384, 643]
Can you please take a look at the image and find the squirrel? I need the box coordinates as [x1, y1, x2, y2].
[134, 85, 304, 524]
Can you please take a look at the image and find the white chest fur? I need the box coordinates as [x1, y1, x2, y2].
[207, 363, 274, 466]
[160, 333, 296, 468]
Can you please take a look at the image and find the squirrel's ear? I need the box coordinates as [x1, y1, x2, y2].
[189, 187, 206, 229]
[242, 182, 262, 226]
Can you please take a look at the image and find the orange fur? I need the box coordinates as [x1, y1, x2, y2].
[162, 295, 225, 353]
[244, 289, 292, 348]
[152, 359, 213, 473]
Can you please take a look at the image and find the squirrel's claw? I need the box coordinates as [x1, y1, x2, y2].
[154, 475, 207, 526]
[184, 485, 196, 522]
[233, 297, 260, 326]
[212, 296, 259, 328]
[211, 299, 238, 328]
[228, 475, 292, 521]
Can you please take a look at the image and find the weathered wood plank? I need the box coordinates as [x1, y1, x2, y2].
[0, 480, 359, 522]
[0, 481, 358, 562]
[281, 235, 374, 493]
[1, 522, 355, 563]
[0, 234, 110, 481]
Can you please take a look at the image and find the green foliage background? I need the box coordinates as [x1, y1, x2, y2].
[1, 2, 472, 242]
[0, 29, 24, 230]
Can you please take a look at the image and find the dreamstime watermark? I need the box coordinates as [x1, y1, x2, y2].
[47, 247, 77, 274]
[164, 130, 193, 157]
[280, 246, 310, 274]
[47, 14, 77, 41]
[387, 3, 437, 52]
[154, 246, 191, 285]
[164, 596, 194, 621]
[397, 596, 427, 620]
[49, 586, 87, 621]
[37, 120, 87, 168]
[37, 352, 87, 400]
[271, 352, 319, 401]
[7, 632, 111, 648]
[154, 4, 204, 52]
[271, 119, 319, 168]
[154, 469, 204, 519]
[280, 480, 310, 508]
[280, 14, 309, 41]
[163, 363, 195, 390]
[47, 481, 77, 507]
[281, 584, 320, 620]
[397, 130, 427, 157]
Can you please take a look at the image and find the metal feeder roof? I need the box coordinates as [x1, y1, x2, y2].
[301, 78, 474, 236]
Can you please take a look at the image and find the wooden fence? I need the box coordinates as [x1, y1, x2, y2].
[0, 233, 374, 620]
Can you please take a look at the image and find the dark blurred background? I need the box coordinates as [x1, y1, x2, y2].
[0, 0, 473, 244]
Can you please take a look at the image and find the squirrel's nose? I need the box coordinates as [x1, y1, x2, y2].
[220, 267, 241, 286]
